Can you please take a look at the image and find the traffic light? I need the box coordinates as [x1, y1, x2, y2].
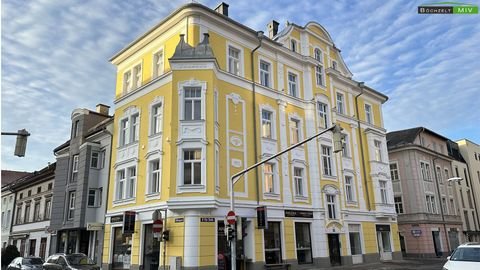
[14, 129, 30, 157]
[332, 125, 345, 153]
[227, 225, 236, 241]
[162, 230, 170, 241]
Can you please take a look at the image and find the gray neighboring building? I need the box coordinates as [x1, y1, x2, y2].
[49, 104, 112, 264]
[387, 127, 462, 258]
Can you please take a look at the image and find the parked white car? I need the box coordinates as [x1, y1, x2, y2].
[442, 243, 480, 270]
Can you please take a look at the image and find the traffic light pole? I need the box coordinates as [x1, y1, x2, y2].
[228, 124, 342, 270]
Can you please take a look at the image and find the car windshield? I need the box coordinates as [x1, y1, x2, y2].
[450, 247, 480, 262]
[65, 255, 95, 265]
[22, 258, 44, 265]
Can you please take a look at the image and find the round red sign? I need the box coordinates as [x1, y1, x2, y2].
[226, 211, 236, 225]
[153, 219, 163, 233]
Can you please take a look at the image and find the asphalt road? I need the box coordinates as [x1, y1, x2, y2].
[307, 258, 446, 270]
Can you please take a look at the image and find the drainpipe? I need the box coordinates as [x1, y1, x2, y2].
[355, 82, 371, 211]
[251, 31, 264, 204]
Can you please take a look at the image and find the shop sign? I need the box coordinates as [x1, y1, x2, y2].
[284, 210, 313, 218]
[200, 217, 215, 222]
[123, 211, 136, 234]
[87, 223, 104, 231]
[411, 229, 422, 237]
[175, 218, 184, 223]
[257, 206, 268, 229]
[111, 215, 123, 223]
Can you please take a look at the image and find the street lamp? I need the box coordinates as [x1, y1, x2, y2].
[447, 177, 462, 183]
[228, 124, 344, 270]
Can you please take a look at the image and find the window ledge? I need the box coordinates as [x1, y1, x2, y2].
[322, 175, 337, 180]
[145, 192, 161, 201]
[346, 200, 358, 205]
[261, 137, 277, 142]
[179, 119, 205, 123]
[149, 132, 163, 139]
[113, 197, 136, 206]
[178, 184, 205, 193]
[117, 142, 139, 150]
[264, 192, 281, 200]
[294, 195, 309, 202]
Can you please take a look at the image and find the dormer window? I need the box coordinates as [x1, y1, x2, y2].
[332, 60, 338, 70]
[290, 39, 297, 52]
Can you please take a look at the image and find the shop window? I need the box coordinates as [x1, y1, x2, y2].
[349, 224, 362, 255]
[112, 227, 132, 270]
[295, 223, 312, 264]
[264, 222, 282, 264]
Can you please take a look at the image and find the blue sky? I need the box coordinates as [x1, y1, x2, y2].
[2, 0, 479, 172]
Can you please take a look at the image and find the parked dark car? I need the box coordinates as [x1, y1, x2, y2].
[42, 254, 98, 270]
[7, 257, 44, 270]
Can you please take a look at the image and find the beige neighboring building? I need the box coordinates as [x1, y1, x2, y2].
[455, 139, 480, 240]
[387, 127, 462, 258]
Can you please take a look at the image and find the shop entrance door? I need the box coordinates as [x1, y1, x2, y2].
[327, 234, 341, 266]
[376, 225, 392, 261]
[143, 224, 160, 270]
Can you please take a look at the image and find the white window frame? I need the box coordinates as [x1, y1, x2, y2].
[293, 166, 306, 198]
[290, 38, 298, 52]
[379, 180, 388, 204]
[259, 58, 272, 88]
[67, 191, 75, 220]
[364, 103, 373, 124]
[150, 99, 164, 136]
[390, 162, 400, 181]
[122, 61, 143, 94]
[114, 165, 137, 202]
[183, 87, 202, 121]
[118, 106, 141, 147]
[176, 141, 207, 193]
[341, 133, 350, 158]
[394, 196, 404, 214]
[336, 92, 345, 115]
[374, 140, 382, 162]
[345, 175, 356, 203]
[289, 116, 302, 145]
[314, 47, 323, 62]
[152, 48, 164, 79]
[263, 159, 280, 199]
[260, 105, 277, 140]
[332, 60, 338, 70]
[436, 166, 443, 184]
[420, 161, 432, 182]
[147, 158, 161, 195]
[317, 101, 329, 129]
[178, 81, 207, 123]
[450, 198, 456, 215]
[287, 71, 298, 97]
[315, 65, 325, 87]
[226, 43, 243, 76]
[87, 189, 101, 208]
[321, 145, 334, 177]
[90, 150, 103, 169]
[182, 149, 202, 186]
[326, 194, 337, 220]
[71, 155, 79, 182]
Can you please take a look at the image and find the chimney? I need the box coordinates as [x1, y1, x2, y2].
[96, 104, 110, 115]
[267, 20, 279, 39]
[215, 2, 229, 16]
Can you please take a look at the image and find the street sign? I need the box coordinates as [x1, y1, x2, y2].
[153, 219, 163, 233]
[227, 211, 236, 225]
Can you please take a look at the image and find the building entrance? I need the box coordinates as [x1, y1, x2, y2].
[327, 234, 341, 266]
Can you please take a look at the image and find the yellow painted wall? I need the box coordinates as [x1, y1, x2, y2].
[199, 219, 216, 266]
[284, 219, 296, 259]
[161, 217, 185, 265]
[102, 224, 111, 264]
[254, 222, 264, 262]
[362, 222, 378, 254]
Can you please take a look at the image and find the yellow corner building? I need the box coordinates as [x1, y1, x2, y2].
[102, 2, 401, 270]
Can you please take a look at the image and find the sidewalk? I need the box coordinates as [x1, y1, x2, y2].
[305, 258, 446, 270]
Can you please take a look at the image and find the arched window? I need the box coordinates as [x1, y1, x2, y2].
[290, 39, 297, 52]
[314, 48, 322, 62]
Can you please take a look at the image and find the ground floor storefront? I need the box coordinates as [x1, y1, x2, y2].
[397, 223, 463, 258]
[9, 230, 51, 260]
[50, 227, 104, 265]
[101, 207, 401, 270]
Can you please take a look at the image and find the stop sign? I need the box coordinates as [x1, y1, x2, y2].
[227, 211, 236, 225]
[153, 219, 163, 233]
